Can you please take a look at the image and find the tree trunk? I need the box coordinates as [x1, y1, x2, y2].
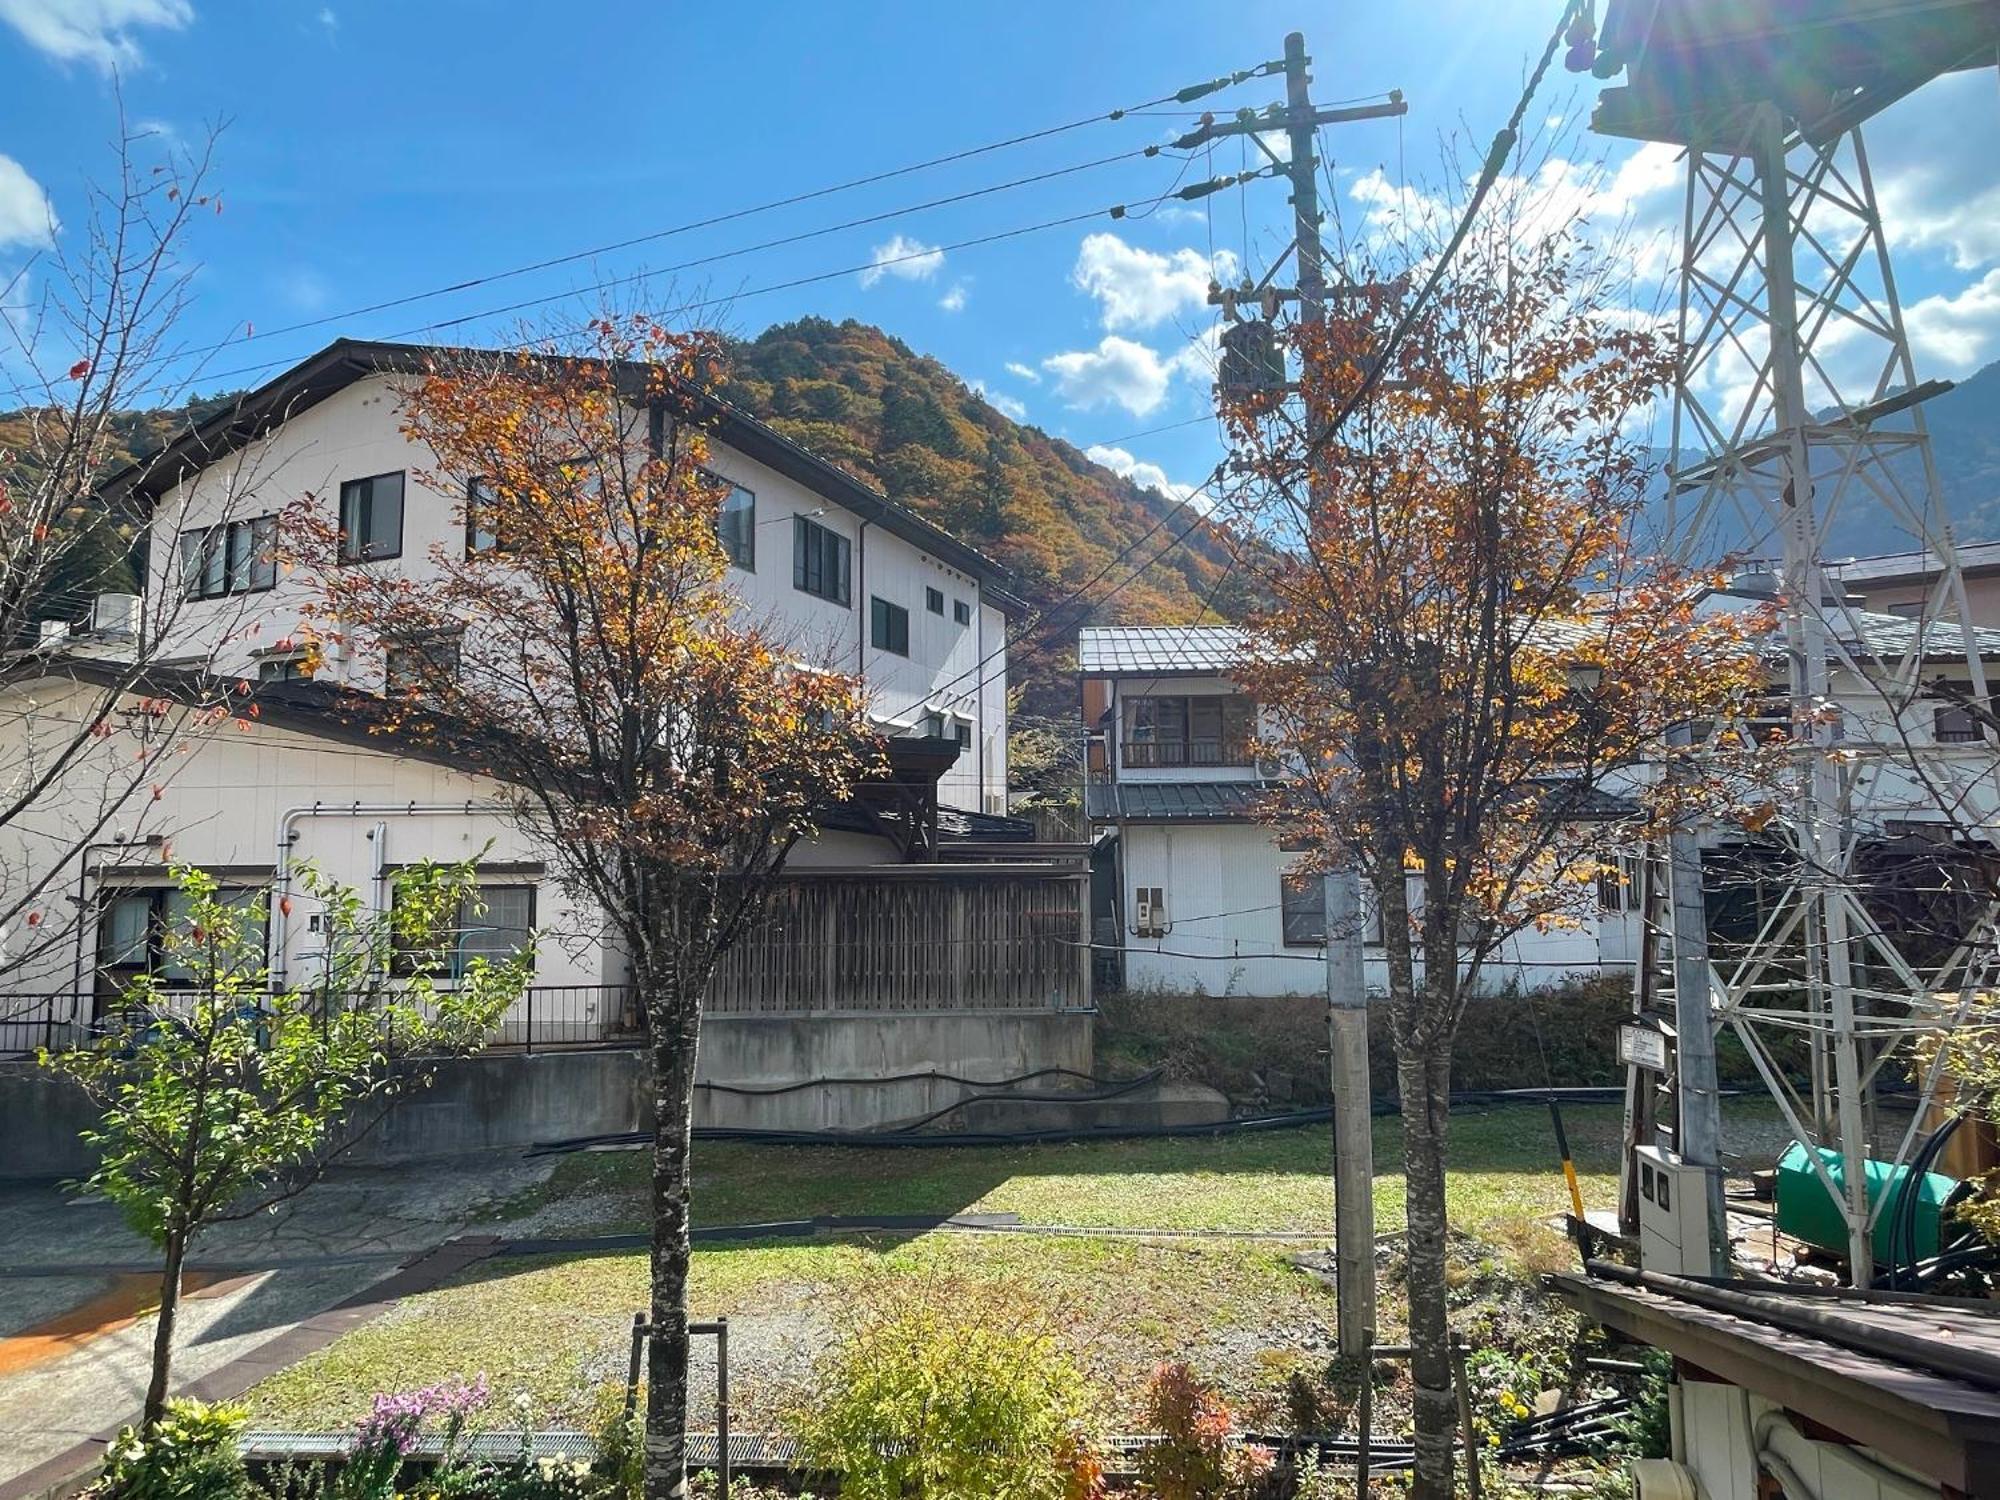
[1400, 1045, 1456, 1500]
[144, 1228, 187, 1429]
[644, 985, 702, 1500]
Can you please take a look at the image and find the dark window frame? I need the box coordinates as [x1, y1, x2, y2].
[1280, 870, 1326, 947]
[338, 471, 407, 565]
[870, 596, 910, 657]
[385, 630, 464, 695]
[1122, 693, 1256, 769]
[391, 882, 536, 980]
[177, 514, 278, 601]
[465, 476, 503, 558]
[953, 598, 972, 626]
[925, 585, 945, 615]
[95, 883, 270, 989]
[792, 515, 852, 606]
[714, 477, 756, 572]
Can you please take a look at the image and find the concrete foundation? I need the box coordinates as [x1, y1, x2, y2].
[0, 1009, 1097, 1180]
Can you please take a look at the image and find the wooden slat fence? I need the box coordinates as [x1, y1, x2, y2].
[709, 864, 1090, 1015]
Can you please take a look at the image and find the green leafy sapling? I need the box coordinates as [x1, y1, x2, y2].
[43, 859, 530, 1429]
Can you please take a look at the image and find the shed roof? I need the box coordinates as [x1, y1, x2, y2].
[1084, 780, 1271, 822]
[1552, 1263, 2000, 1492]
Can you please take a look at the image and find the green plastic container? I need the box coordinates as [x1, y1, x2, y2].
[1774, 1141, 1959, 1264]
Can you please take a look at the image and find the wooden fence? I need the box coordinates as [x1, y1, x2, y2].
[708, 862, 1091, 1015]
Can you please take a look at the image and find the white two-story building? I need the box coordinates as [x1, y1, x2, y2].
[0, 341, 1093, 1126]
[1078, 603, 2000, 1002]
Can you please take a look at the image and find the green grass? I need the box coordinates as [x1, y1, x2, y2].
[502, 1100, 1688, 1242]
[254, 1099, 1771, 1435]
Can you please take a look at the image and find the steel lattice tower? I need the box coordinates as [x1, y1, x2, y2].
[1591, 0, 2000, 1281]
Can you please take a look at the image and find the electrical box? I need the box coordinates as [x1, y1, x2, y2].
[1635, 1144, 1722, 1277]
[1133, 886, 1167, 938]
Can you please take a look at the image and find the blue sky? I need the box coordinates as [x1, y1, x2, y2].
[2, 1, 1997, 509]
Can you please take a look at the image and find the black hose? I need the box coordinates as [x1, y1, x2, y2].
[528, 1085, 1645, 1156]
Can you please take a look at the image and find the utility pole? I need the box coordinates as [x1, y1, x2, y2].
[1195, 31, 1405, 1359]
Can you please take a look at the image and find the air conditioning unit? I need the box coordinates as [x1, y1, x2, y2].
[37, 618, 70, 648]
[91, 592, 142, 639]
[1635, 1143, 1723, 1277]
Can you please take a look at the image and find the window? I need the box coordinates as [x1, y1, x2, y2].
[1123, 694, 1255, 768]
[386, 632, 462, 694]
[953, 598, 971, 626]
[97, 885, 268, 986]
[954, 720, 972, 750]
[793, 515, 851, 605]
[1280, 871, 1326, 947]
[338, 472, 405, 563]
[921, 711, 946, 738]
[925, 586, 945, 615]
[716, 480, 755, 571]
[393, 884, 534, 979]
[1936, 704, 1984, 744]
[258, 655, 314, 683]
[178, 515, 277, 600]
[465, 477, 501, 556]
[870, 596, 910, 656]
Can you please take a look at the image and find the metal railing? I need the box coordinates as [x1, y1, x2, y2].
[1120, 740, 1255, 769]
[0, 985, 642, 1058]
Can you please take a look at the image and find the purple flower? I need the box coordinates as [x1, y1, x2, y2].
[353, 1374, 491, 1456]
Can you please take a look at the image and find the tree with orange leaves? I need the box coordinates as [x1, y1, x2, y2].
[289, 317, 872, 1500]
[1221, 187, 1768, 1496]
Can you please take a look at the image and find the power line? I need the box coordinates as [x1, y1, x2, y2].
[180, 166, 1281, 394]
[1297, 0, 1588, 467]
[163, 67, 1284, 371]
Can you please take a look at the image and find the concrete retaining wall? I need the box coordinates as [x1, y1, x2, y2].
[0, 1009, 1095, 1180]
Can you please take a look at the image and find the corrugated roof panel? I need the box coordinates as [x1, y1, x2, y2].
[1077, 626, 1251, 676]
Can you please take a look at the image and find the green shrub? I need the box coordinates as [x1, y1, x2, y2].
[101, 1399, 251, 1500]
[796, 1274, 1102, 1500]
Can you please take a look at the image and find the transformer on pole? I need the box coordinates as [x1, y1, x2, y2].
[1585, 0, 2000, 1283]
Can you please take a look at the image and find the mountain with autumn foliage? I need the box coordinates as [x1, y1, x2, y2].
[723, 318, 1255, 713]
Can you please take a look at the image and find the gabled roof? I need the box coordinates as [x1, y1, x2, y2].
[1829, 542, 2000, 586]
[1077, 626, 1250, 678]
[1695, 586, 2000, 662]
[102, 338, 1014, 591]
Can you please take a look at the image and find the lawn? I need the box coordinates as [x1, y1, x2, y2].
[249, 1100, 1772, 1436]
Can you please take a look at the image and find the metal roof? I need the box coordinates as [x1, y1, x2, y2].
[1077, 626, 1251, 677]
[1085, 780, 1272, 822]
[1828, 541, 2000, 585]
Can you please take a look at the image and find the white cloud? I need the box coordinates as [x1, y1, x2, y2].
[1071, 232, 1235, 331]
[970, 380, 1026, 421]
[938, 282, 966, 313]
[317, 6, 336, 29]
[858, 233, 945, 289]
[1003, 361, 1039, 384]
[1042, 336, 1178, 417]
[1041, 327, 1220, 417]
[1086, 444, 1208, 509]
[1906, 269, 2000, 377]
[0, 0, 193, 72]
[0, 155, 55, 250]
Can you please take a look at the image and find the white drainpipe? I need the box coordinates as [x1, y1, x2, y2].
[270, 800, 501, 987]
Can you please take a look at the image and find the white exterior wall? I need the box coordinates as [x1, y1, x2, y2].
[141, 372, 1008, 812]
[0, 679, 606, 1039]
[1677, 1378, 1941, 1500]
[1117, 821, 1604, 999]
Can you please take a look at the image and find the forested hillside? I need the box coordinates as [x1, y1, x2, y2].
[724, 318, 1256, 712]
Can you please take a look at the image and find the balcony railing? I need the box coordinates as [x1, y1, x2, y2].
[1121, 739, 1255, 769]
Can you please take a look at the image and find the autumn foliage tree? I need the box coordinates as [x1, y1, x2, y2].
[291, 318, 872, 1500]
[1222, 189, 1767, 1495]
